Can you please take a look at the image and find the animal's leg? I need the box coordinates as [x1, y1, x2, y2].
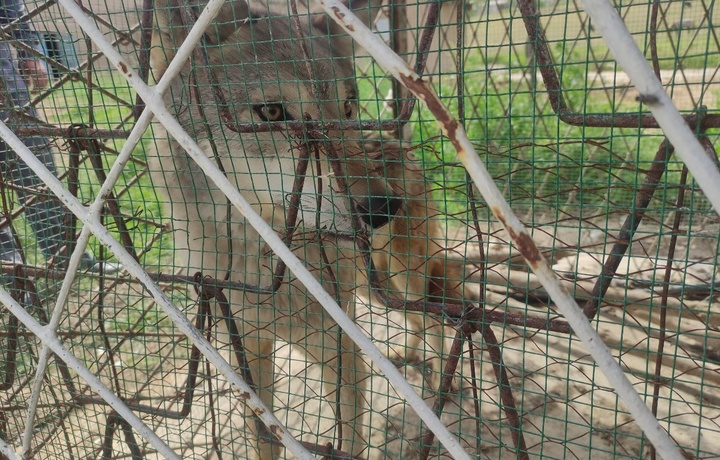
[423, 264, 467, 392]
[405, 312, 447, 390]
[243, 335, 280, 460]
[316, 328, 367, 458]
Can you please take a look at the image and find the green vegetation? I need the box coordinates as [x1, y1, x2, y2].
[21, 71, 181, 345]
[42, 70, 172, 269]
[357, 0, 717, 221]
[475, 0, 719, 71]
[30, 0, 717, 259]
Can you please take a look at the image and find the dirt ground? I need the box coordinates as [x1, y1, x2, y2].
[51, 293, 715, 459]
[6, 215, 718, 460]
[4, 1, 717, 456]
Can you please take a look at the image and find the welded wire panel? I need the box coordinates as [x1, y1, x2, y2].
[0, 0, 718, 459]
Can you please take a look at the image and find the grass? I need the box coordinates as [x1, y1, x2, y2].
[353, 0, 718, 221]
[28, 0, 718, 257]
[358, 58, 689, 222]
[40, 70, 172, 269]
[4, 1, 713, 374]
[25, 71, 182, 352]
[472, 0, 720, 71]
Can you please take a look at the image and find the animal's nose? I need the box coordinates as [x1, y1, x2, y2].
[355, 195, 403, 229]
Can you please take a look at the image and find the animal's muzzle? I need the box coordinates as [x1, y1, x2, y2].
[355, 195, 403, 229]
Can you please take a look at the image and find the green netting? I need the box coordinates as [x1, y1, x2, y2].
[0, 0, 718, 458]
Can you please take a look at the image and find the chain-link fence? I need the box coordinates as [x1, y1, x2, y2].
[0, 0, 718, 458]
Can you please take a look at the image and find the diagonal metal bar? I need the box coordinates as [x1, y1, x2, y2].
[578, 0, 720, 214]
[314, 1, 686, 459]
[16, 0, 224, 443]
[582, 139, 675, 319]
[0, 0, 314, 457]
[49, 0, 473, 457]
[20, 226, 93, 456]
[0, 437, 21, 460]
[0, 288, 181, 460]
[515, 0, 720, 129]
[0, 106, 315, 460]
[15, 71, 172, 452]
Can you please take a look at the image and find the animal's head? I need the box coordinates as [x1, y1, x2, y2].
[160, 1, 401, 234]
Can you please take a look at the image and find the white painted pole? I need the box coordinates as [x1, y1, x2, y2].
[579, 0, 720, 213]
[0, 438, 21, 460]
[0, 118, 315, 460]
[48, 0, 472, 457]
[20, 0, 233, 454]
[0, 288, 182, 460]
[313, 0, 684, 459]
[21, 226, 92, 455]
[1, 1, 316, 455]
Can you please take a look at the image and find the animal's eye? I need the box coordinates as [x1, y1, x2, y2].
[344, 99, 355, 119]
[254, 103, 286, 122]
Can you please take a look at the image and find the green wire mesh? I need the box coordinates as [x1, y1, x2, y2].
[0, 0, 718, 458]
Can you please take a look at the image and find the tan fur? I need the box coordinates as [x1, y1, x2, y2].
[149, 2, 405, 458]
[150, 3, 468, 457]
[370, 147, 465, 387]
[150, 0, 250, 80]
[150, 0, 378, 81]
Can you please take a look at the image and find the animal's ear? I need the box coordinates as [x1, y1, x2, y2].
[307, 0, 374, 35]
[305, 0, 378, 58]
[151, 0, 250, 79]
[153, 0, 250, 46]
[208, 0, 251, 44]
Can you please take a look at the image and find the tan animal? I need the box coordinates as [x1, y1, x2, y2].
[151, 0, 468, 390]
[150, 0, 376, 81]
[151, 0, 462, 458]
[149, 1, 403, 458]
[150, 0, 250, 80]
[369, 146, 466, 388]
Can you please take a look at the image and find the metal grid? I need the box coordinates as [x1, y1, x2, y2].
[0, 0, 718, 458]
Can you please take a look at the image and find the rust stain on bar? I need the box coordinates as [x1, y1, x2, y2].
[398, 73, 459, 140]
[398, 66, 547, 274]
[330, 6, 353, 31]
[117, 61, 131, 78]
[331, 5, 344, 18]
[270, 425, 284, 439]
[636, 94, 661, 105]
[493, 207, 543, 268]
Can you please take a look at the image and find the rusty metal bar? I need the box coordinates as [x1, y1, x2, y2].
[1, 0, 316, 455]
[315, 1, 684, 457]
[515, 0, 720, 129]
[649, 167, 689, 460]
[133, 0, 155, 120]
[420, 329, 465, 459]
[582, 139, 675, 318]
[578, 0, 720, 218]
[11, 119, 420, 139]
[0, 289, 180, 459]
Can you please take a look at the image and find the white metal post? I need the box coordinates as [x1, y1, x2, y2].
[313, 0, 686, 459]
